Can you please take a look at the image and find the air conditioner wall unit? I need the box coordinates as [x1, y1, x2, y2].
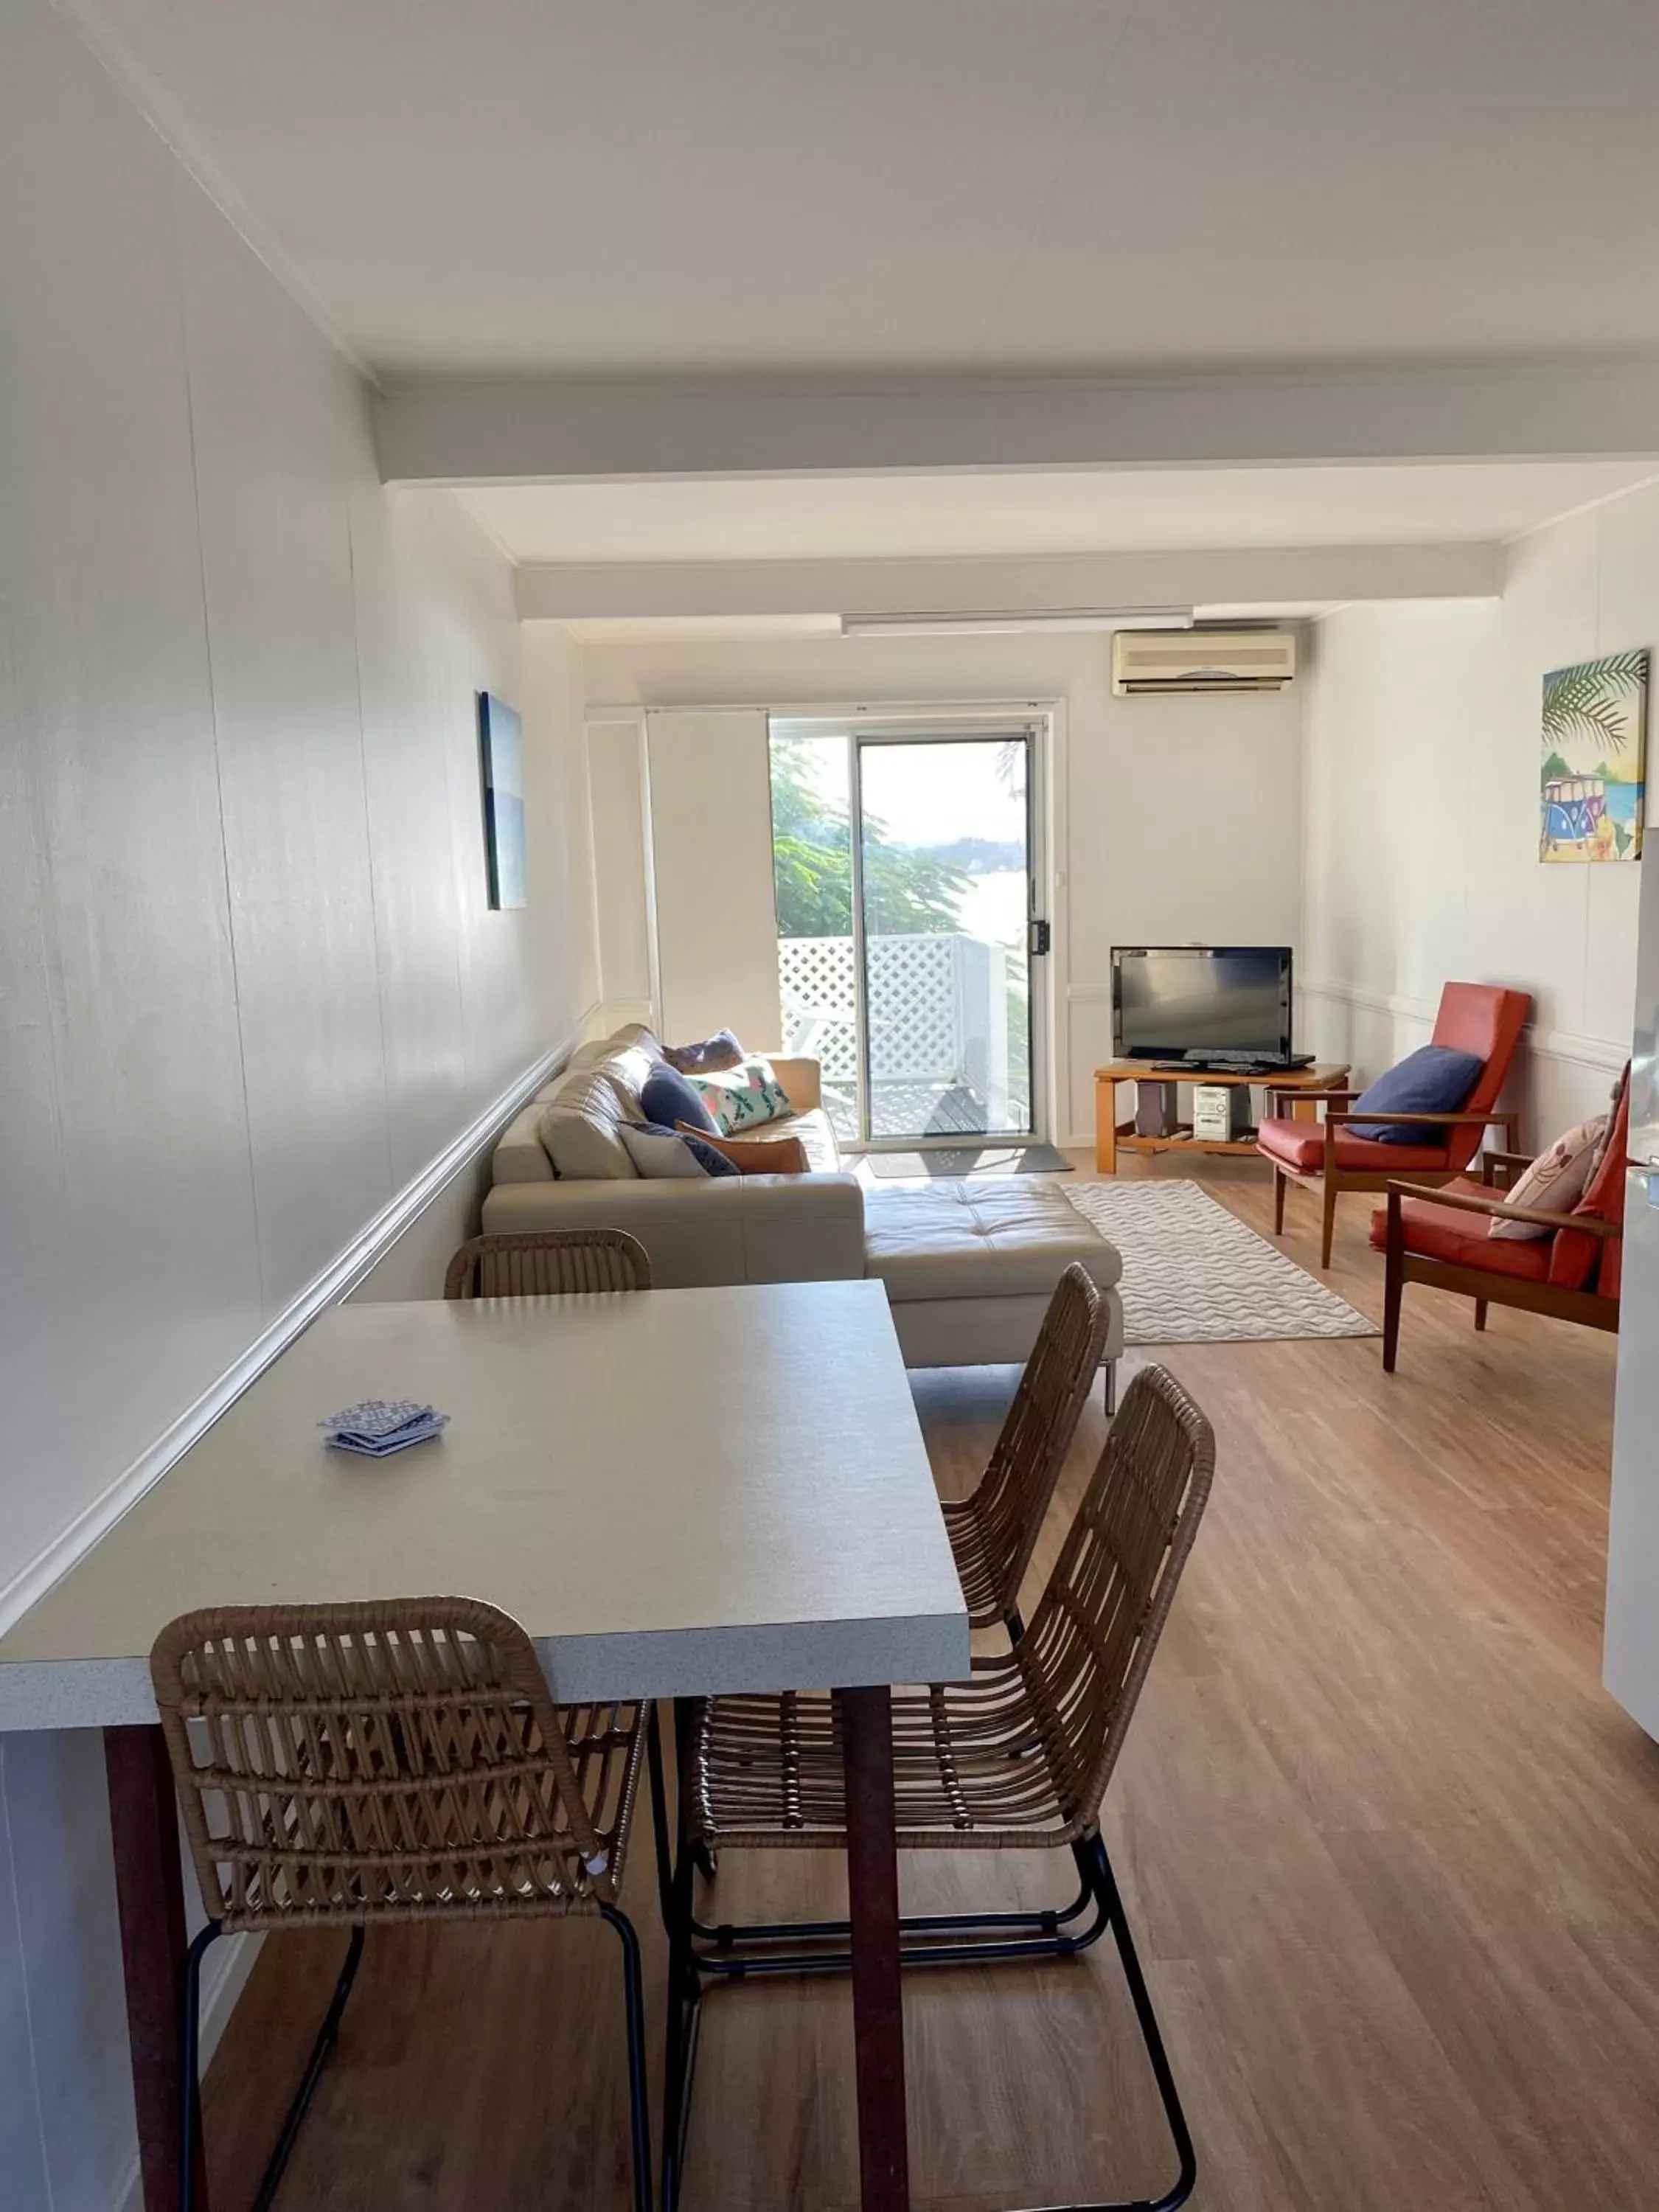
[1112, 627, 1297, 695]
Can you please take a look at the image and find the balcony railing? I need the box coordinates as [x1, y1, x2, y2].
[779, 932, 1026, 1141]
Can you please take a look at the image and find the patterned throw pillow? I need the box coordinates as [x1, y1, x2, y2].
[693, 1055, 793, 1135]
[1489, 1111, 1609, 1239]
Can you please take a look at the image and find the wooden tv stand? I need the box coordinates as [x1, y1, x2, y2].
[1093, 1060, 1352, 1175]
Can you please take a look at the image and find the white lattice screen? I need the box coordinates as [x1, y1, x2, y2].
[779, 933, 1006, 1082]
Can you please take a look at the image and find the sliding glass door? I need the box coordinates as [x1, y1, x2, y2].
[769, 722, 1041, 1149]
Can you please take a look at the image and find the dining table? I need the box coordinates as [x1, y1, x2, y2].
[0, 1276, 970, 2212]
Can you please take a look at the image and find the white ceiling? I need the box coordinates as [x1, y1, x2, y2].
[459, 462, 1658, 566]
[74, 0, 1659, 380]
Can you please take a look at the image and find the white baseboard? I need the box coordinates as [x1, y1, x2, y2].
[0, 1008, 596, 1644]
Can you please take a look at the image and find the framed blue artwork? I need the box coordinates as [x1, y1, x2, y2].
[478, 691, 527, 908]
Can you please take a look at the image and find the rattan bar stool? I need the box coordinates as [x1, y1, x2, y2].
[661, 1365, 1215, 2212]
[152, 1596, 654, 2212]
[942, 1260, 1110, 1637]
[444, 1227, 652, 1299]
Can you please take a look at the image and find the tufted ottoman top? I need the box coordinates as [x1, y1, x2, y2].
[862, 1180, 1122, 1304]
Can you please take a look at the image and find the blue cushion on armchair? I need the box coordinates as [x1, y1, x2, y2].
[1349, 1044, 1485, 1144]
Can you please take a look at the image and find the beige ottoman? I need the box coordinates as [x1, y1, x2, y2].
[862, 1180, 1124, 1383]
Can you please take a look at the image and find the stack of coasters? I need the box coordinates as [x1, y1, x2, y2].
[320, 1399, 449, 1458]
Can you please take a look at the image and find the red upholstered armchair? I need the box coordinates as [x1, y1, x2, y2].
[1374, 1067, 1629, 1371]
[1257, 983, 1532, 1268]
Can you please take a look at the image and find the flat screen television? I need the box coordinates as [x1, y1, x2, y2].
[1112, 945, 1295, 1062]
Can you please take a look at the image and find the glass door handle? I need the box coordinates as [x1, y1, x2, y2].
[1029, 919, 1051, 956]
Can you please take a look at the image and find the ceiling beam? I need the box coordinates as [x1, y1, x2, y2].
[378, 355, 1659, 485]
[512, 543, 1502, 623]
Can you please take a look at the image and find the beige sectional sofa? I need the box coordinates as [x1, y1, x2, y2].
[482, 1026, 1124, 1375]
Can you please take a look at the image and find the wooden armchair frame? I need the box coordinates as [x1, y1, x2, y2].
[1380, 1173, 1621, 1372]
[1265, 1086, 1523, 1270]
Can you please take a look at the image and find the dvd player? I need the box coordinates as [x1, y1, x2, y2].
[1144, 1051, 1314, 1077]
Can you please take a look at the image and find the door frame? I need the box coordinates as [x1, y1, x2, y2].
[769, 703, 1060, 1152]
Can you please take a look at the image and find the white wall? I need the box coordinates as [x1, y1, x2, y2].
[0, 7, 591, 2204]
[1301, 485, 1655, 1138]
[646, 711, 780, 1048]
[581, 632, 1304, 1138]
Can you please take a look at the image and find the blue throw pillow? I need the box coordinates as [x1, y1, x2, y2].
[641, 1062, 720, 1136]
[1349, 1044, 1485, 1144]
[621, 1121, 740, 1178]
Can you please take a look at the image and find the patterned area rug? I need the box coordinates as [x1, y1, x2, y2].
[1065, 1179, 1379, 1345]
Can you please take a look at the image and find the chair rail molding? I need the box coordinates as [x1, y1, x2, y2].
[0, 1009, 599, 1642]
[1298, 975, 1629, 1072]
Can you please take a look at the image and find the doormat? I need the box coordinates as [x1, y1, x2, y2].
[865, 1142, 1074, 1179]
[1065, 1180, 1377, 1344]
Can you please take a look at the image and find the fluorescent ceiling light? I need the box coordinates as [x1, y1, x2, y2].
[840, 608, 1193, 638]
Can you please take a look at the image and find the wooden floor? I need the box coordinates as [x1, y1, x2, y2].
[204, 1156, 1659, 2211]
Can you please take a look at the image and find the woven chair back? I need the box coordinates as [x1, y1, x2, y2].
[151, 1597, 626, 1933]
[1021, 1363, 1214, 1826]
[444, 1228, 651, 1299]
[973, 1262, 1110, 1616]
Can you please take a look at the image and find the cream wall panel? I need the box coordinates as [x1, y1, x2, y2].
[1579, 490, 1656, 1047]
[1468, 516, 1601, 1038]
[586, 712, 655, 1012]
[347, 484, 472, 1184]
[175, 178, 392, 1313]
[647, 710, 779, 1048]
[0, 1744, 50, 2202]
[0, 1, 262, 1585]
[1302, 478, 1658, 1140]
[3, 1732, 135, 2205]
[431, 560, 549, 1095]
[524, 622, 602, 1023]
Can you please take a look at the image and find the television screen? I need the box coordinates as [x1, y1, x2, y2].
[1113, 947, 1293, 1060]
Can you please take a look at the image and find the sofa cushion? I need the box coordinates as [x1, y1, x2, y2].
[591, 1038, 661, 1111]
[1367, 1183, 1551, 1281]
[786, 1106, 841, 1175]
[1258, 1118, 1450, 1173]
[536, 1065, 639, 1180]
[492, 1100, 556, 1184]
[641, 1062, 720, 1135]
[1349, 1045, 1485, 1142]
[621, 1120, 739, 1179]
[863, 1182, 1121, 1304]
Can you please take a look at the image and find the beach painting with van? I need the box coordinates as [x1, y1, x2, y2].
[1540, 649, 1648, 863]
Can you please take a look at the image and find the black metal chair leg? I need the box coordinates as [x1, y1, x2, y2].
[647, 1700, 677, 1938]
[599, 1905, 655, 2212]
[251, 1924, 366, 2212]
[661, 1697, 706, 2212]
[1073, 1833, 1197, 2212]
[178, 1921, 218, 2212]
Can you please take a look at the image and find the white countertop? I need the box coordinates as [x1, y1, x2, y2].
[0, 1281, 970, 1728]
